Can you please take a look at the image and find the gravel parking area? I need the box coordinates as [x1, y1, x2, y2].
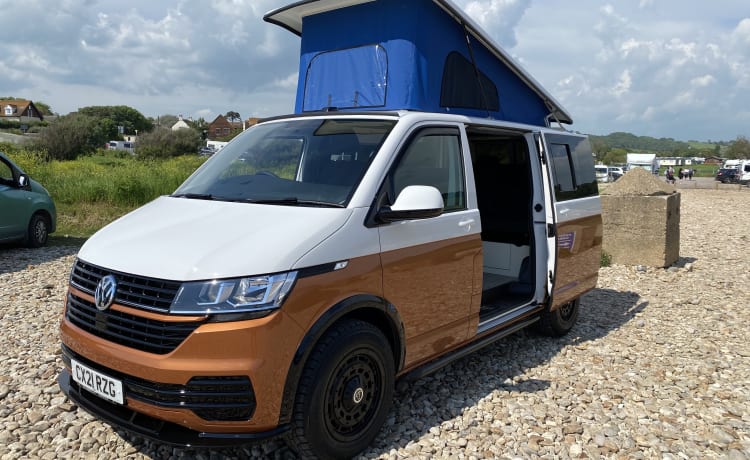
[1, 188, 748, 459]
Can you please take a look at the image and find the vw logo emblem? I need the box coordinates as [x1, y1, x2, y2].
[94, 275, 117, 311]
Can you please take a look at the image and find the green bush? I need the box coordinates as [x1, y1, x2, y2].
[32, 113, 116, 160]
[136, 127, 203, 158]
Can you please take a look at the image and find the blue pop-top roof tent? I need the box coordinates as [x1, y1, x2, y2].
[265, 0, 572, 126]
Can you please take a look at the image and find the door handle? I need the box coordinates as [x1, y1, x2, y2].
[458, 219, 475, 232]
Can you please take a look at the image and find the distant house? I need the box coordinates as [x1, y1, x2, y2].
[703, 156, 724, 165]
[171, 117, 191, 131]
[207, 115, 244, 139]
[0, 99, 44, 122]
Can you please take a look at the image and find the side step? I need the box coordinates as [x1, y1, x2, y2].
[398, 317, 539, 382]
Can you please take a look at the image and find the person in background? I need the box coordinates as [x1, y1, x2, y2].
[666, 166, 676, 184]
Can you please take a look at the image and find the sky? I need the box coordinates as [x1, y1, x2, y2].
[1, 0, 748, 142]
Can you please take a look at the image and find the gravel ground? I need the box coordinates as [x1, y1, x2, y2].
[1, 188, 749, 459]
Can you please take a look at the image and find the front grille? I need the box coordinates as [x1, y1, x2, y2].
[66, 292, 202, 354]
[62, 346, 256, 422]
[71, 259, 181, 313]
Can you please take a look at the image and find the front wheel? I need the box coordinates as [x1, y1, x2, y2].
[25, 214, 49, 248]
[537, 298, 580, 336]
[288, 319, 395, 459]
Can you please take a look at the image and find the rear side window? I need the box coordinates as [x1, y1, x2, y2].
[545, 134, 597, 201]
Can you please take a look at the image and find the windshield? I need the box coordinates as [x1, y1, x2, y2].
[175, 117, 397, 207]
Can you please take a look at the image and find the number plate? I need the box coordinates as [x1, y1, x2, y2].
[71, 359, 124, 405]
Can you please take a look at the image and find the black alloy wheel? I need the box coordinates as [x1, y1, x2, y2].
[289, 319, 395, 459]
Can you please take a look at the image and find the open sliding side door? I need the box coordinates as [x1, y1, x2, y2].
[534, 132, 558, 302]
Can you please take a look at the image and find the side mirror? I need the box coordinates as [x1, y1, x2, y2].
[18, 174, 29, 188]
[377, 185, 444, 223]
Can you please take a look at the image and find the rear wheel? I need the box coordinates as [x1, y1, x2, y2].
[288, 319, 394, 459]
[25, 213, 49, 248]
[537, 298, 580, 336]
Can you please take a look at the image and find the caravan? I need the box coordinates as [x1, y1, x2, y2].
[58, 1, 602, 457]
[735, 160, 750, 185]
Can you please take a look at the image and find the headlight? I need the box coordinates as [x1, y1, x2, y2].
[171, 271, 298, 315]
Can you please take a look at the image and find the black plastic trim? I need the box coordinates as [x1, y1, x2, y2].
[276, 295, 405, 424]
[58, 369, 287, 448]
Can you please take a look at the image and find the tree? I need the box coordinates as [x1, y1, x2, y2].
[135, 127, 202, 158]
[224, 111, 242, 123]
[153, 114, 179, 129]
[33, 113, 116, 160]
[727, 136, 750, 159]
[34, 101, 54, 116]
[78, 105, 154, 135]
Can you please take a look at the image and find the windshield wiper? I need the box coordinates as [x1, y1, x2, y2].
[171, 194, 344, 208]
[237, 197, 344, 208]
[171, 193, 215, 200]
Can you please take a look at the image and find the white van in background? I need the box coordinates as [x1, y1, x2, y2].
[595, 165, 611, 182]
[738, 160, 750, 185]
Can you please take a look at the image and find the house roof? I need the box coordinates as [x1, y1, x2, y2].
[171, 119, 191, 130]
[264, 0, 572, 125]
[0, 99, 43, 120]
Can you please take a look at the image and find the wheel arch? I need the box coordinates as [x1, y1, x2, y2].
[277, 294, 405, 425]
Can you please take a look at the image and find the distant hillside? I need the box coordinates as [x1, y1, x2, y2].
[589, 131, 727, 155]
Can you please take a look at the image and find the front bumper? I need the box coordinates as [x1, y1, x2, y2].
[58, 367, 289, 447]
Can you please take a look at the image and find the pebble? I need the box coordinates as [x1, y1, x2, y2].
[0, 188, 749, 459]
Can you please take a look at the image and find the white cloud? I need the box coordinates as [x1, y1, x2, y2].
[0, 0, 748, 140]
[459, 0, 532, 48]
[612, 70, 632, 97]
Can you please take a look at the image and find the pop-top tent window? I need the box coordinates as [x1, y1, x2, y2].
[441, 51, 499, 112]
[303, 44, 388, 111]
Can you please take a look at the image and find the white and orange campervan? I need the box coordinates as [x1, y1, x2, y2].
[58, 1, 602, 458]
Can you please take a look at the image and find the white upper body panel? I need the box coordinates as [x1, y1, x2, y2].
[78, 196, 353, 281]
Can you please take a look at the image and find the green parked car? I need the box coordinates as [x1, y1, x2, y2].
[0, 152, 56, 247]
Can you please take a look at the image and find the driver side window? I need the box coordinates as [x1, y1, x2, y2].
[391, 128, 466, 212]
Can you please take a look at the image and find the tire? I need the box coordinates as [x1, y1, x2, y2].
[537, 298, 580, 337]
[288, 319, 395, 459]
[25, 213, 49, 248]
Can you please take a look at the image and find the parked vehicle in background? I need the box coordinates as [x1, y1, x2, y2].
[595, 165, 611, 182]
[198, 146, 216, 156]
[715, 168, 740, 183]
[738, 160, 750, 185]
[722, 159, 741, 170]
[626, 153, 657, 174]
[107, 141, 134, 154]
[607, 166, 624, 181]
[0, 152, 56, 247]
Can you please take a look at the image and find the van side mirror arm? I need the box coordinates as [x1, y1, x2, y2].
[377, 206, 443, 223]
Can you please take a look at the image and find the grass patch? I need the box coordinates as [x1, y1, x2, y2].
[3, 146, 206, 237]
